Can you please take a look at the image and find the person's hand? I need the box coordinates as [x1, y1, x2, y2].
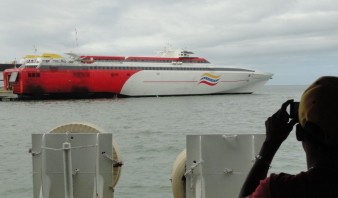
[239, 100, 298, 198]
[265, 100, 298, 145]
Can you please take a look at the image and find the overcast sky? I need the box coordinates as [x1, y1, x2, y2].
[1, 0, 337, 84]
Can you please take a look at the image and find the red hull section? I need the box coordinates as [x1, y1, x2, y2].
[2, 49, 211, 97]
[3, 68, 140, 96]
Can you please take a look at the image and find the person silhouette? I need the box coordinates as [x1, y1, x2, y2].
[239, 76, 338, 198]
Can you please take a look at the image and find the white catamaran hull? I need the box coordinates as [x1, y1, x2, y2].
[121, 70, 272, 96]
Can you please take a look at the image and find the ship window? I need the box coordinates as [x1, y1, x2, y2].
[9, 72, 18, 82]
[27, 72, 40, 78]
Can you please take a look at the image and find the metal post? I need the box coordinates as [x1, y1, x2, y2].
[41, 134, 48, 197]
[63, 142, 73, 198]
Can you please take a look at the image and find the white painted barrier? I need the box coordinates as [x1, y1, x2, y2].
[31, 133, 114, 198]
[172, 134, 265, 198]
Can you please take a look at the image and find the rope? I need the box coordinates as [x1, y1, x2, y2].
[102, 153, 123, 167]
[41, 144, 98, 151]
[184, 160, 203, 176]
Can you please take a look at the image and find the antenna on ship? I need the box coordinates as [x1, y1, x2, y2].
[13, 58, 17, 68]
[33, 45, 37, 54]
[75, 28, 79, 48]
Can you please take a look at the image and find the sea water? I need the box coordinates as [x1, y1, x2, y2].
[0, 85, 307, 198]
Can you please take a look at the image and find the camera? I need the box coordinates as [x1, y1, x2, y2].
[289, 101, 300, 122]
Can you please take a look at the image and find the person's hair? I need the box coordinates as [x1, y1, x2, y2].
[299, 76, 338, 147]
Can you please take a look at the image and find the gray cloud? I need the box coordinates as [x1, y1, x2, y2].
[1, 0, 337, 84]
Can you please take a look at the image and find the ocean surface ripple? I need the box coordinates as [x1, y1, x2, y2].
[0, 85, 307, 198]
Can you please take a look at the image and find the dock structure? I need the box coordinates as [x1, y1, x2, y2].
[0, 63, 18, 71]
[0, 89, 18, 101]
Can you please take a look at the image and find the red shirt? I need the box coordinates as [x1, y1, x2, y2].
[250, 167, 338, 198]
[250, 177, 271, 198]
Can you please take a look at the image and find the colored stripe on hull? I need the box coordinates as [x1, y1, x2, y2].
[198, 73, 221, 86]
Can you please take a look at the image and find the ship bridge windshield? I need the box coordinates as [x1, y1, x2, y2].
[179, 50, 194, 57]
[22, 64, 39, 68]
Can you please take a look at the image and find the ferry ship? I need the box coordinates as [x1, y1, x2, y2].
[3, 47, 272, 97]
